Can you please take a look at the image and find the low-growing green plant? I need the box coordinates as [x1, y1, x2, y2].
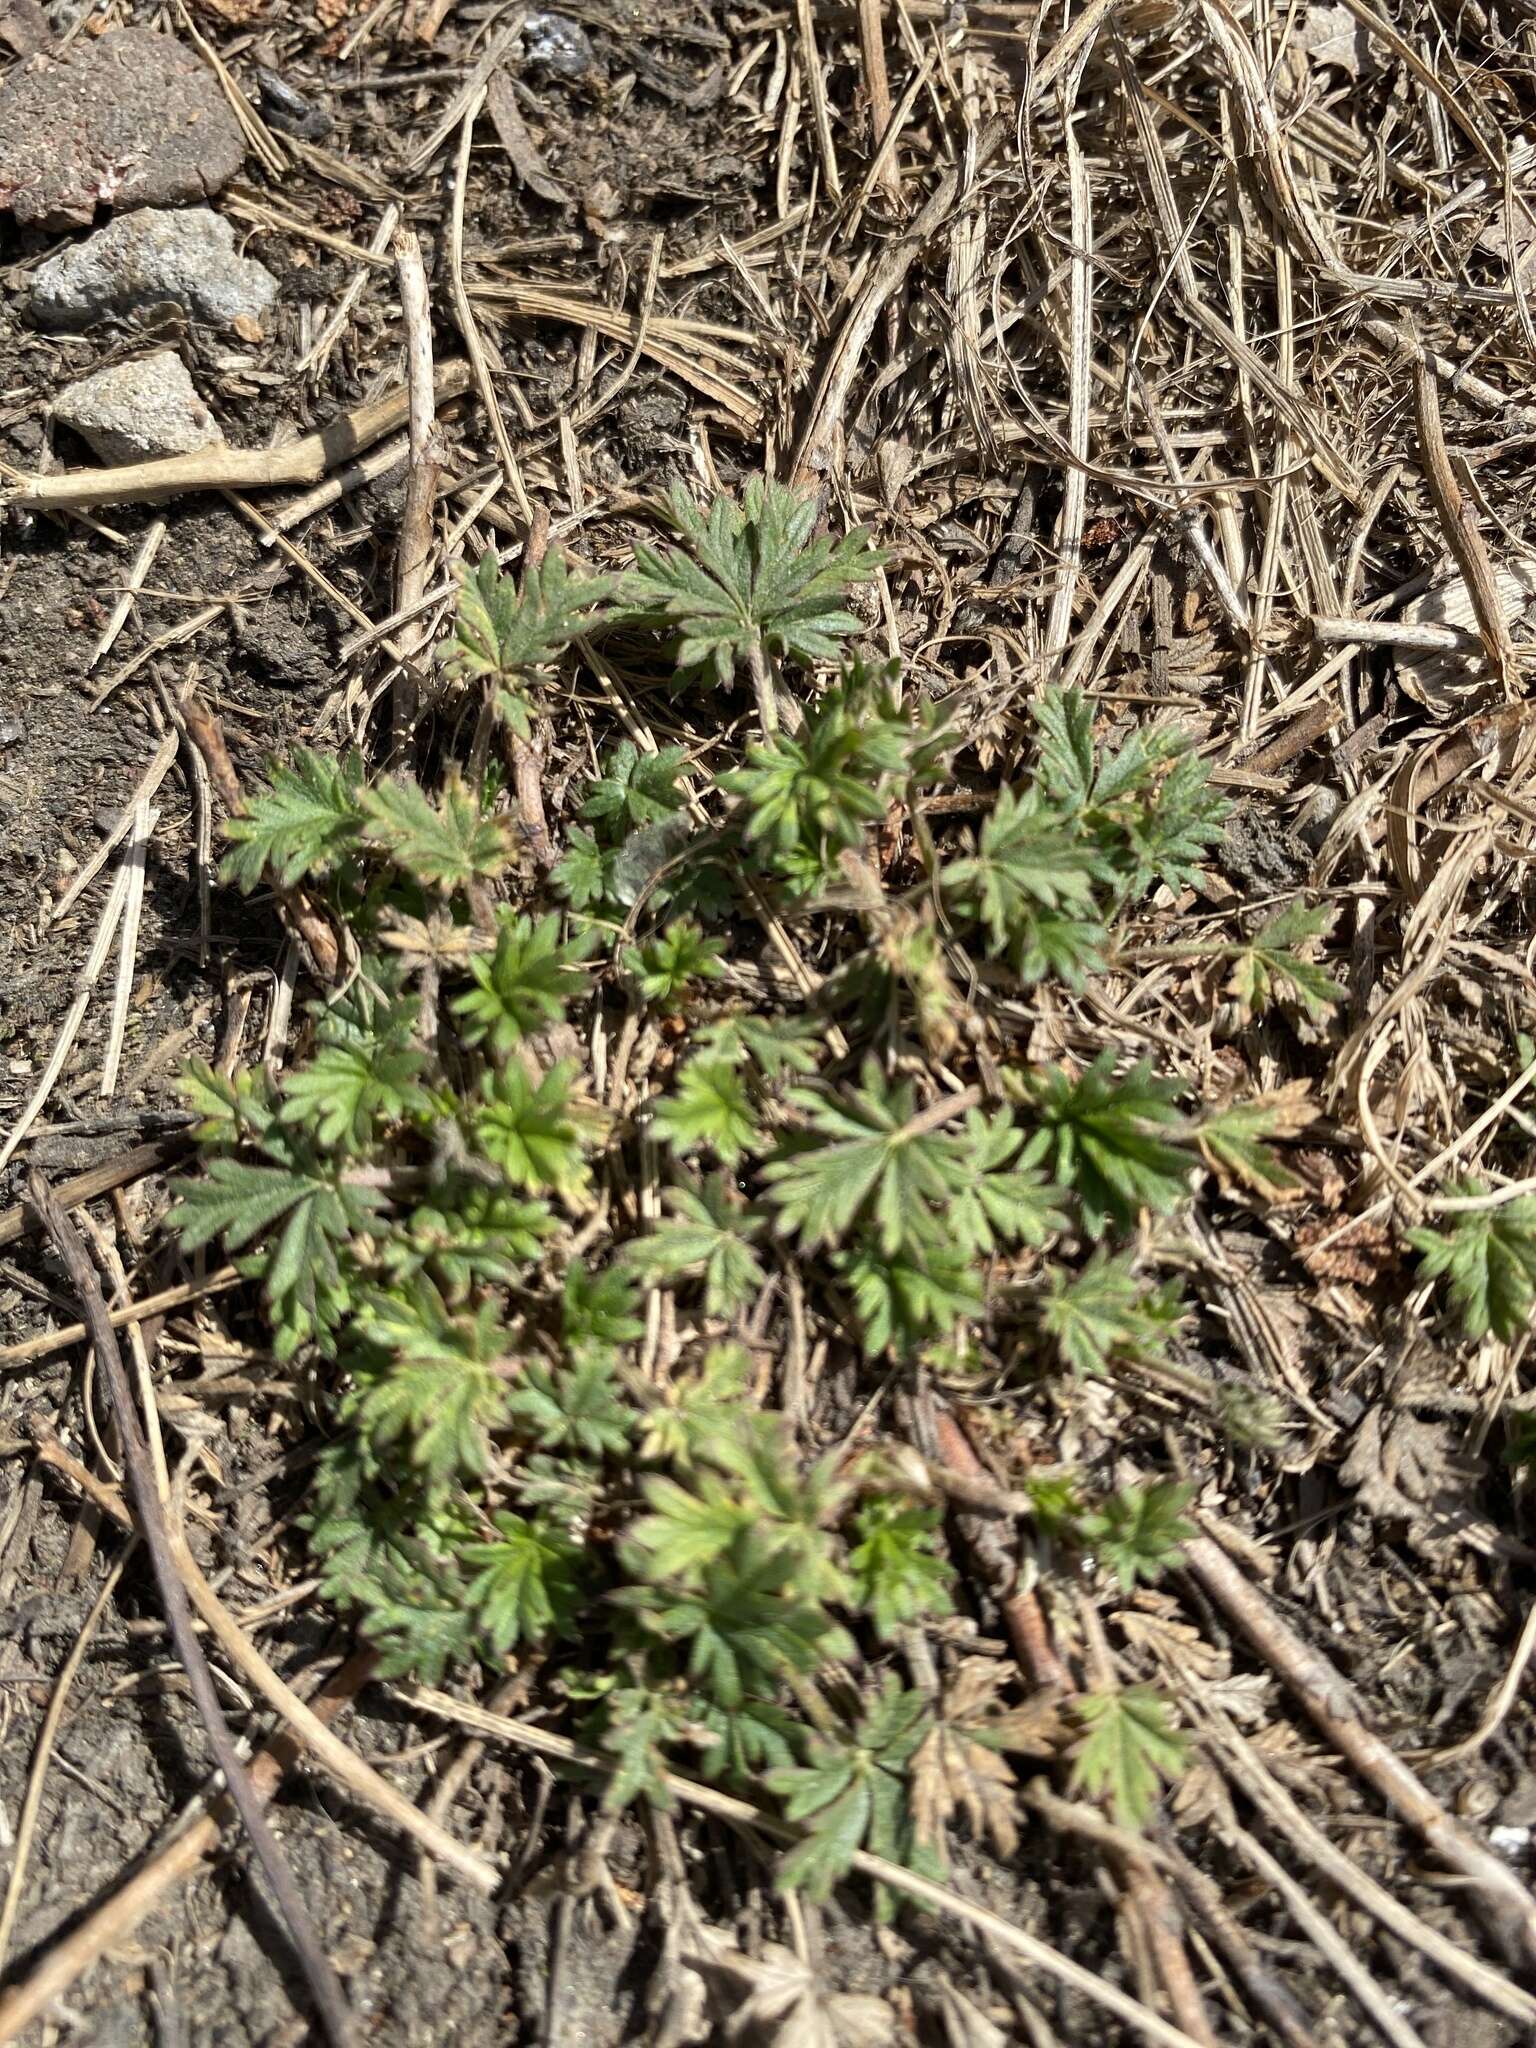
[166, 481, 1282, 1909]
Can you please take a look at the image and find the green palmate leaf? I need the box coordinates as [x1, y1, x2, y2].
[279, 1035, 429, 1153]
[1031, 687, 1227, 900]
[470, 1059, 589, 1198]
[598, 1684, 688, 1811]
[1077, 1479, 1195, 1590]
[948, 1111, 1069, 1256]
[1069, 1687, 1189, 1828]
[618, 477, 883, 684]
[452, 911, 589, 1056]
[581, 740, 689, 830]
[1032, 684, 1103, 811]
[627, 1469, 756, 1581]
[461, 1510, 585, 1653]
[442, 547, 613, 685]
[361, 773, 513, 889]
[354, 1580, 482, 1686]
[617, 1527, 848, 1709]
[722, 666, 932, 890]
[221, 747, 367, 891]
[654, 1057, 761, 1164]
[763, 1063, 969, 1255]
[381, 1184, 556, 1300]
[634, 1343, 754, 1468]
[344, 1284, 511, 1492]
[1041, 1253, 1185, 1377]
[1226, 903, 1344, 1024]
[768, 1677, 937, 1913]
[847, 1498, 955, 1640]
[178, 1058, 278, 1146]
[693, 1011, 821, 1077]
[707, 1428, 849, 1602]
[691, 1694, 804, 1781]
[835, 1239, 984, 1358]
[625, 918, 727, 1005]
[1114, 748, 1228, 896]
[552, 824, 615, 911]
[941, 784, 1111, 986]
[563, 1262, 645, 1356]
[1023, 1052, 1193, 1238]
[1409, 1187, 1536, 1342]
[509, 1352, 633, 1458]
[623, 1176, 766, 1316]
[171, 1149, 380, 1359]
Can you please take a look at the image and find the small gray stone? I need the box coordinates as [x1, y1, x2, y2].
[0, 28, 245, 230]
[31, 208, 278, 334]
[52, 352, 222, 463]
[523, 12, 592, 78]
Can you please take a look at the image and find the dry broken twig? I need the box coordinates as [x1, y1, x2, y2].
[26, 1171, 356, 2048]
[5, 362, 476, 511]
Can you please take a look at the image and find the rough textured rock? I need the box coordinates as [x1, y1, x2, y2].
[52, 352, 222, 463]
[0, 29, 245, 230]
[31, 207, 278, 333]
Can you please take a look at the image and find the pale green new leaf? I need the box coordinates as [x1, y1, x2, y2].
[1069, 1687, 1189, 1828]
[654, 1058, 761, 1164]
[623, 1175, 766, 1316]
[470, 1059, 589, 1198]
[361, 773, 513, 889]
[221, 747, 366, 891]
[452, 911, 589, 1056]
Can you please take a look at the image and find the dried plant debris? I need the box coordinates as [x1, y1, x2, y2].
[6, 0, 1536, 2042]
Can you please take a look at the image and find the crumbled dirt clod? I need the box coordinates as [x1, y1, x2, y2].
[0, 27, 244, 229]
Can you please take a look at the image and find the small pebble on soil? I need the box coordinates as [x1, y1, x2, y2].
[30, 207, 279, 334]
[52, 350, 222, 462]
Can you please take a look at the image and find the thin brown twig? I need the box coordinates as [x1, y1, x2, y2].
[405, 1683, 1213, 2048]
[1181, 1526, 1536, 1969]
[1411, 354, 1519, 695]
[27, 1172, 356, 2048]
[392, 227, 442, 746]
[0, 1650, 376, 2047]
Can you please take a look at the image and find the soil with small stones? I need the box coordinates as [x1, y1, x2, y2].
[1, 0, 1535, 2044]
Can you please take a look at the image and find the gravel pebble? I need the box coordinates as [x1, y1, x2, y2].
[52, 351, 223, 463]
[31, 207, 278, 333]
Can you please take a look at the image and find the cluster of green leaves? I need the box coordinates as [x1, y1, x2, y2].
[168, 482, 1236, 1914]
[938, 686, 1229, 989]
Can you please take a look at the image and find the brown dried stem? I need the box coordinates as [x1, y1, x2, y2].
[26, 1172, 356, 2048]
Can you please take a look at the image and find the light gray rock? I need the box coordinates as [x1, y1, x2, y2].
[31, 208, 279, 334]
[52, 352, 222, 463]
